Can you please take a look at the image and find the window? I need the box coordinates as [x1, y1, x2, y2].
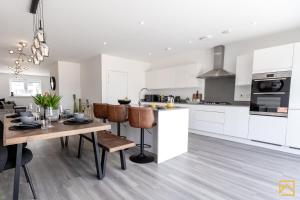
[10, 79, 42, 96]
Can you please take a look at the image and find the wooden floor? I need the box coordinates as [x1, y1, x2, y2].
[1, 133, 300, 200]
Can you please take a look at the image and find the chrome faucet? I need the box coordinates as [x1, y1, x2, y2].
[138, 87, 151, 107]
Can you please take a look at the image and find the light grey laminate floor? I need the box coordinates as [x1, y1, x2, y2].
[1, 133, 300, 200]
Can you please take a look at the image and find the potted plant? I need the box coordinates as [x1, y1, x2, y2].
[33, 93, 62, 119]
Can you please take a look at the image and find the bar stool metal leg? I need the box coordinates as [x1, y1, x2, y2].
[129, 128, 154, 164]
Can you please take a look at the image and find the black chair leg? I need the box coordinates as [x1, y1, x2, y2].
[77, 135, 84, 159]
[120, 150, 126, 170]
[101, 150, 107, 177]
[60, 137, 64, 148]
[23, 165, 37, 199]
[65, 136, 69, 147]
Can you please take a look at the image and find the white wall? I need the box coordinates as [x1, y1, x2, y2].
[0, 73, 50, 106]
[80, 55, 102, 104]
[57, 61, 81, 111]
[224, 27, 300, 73]
[101, 54, 151, 104]
[148, 28, 300, 100]
[150, 27, 300, 73]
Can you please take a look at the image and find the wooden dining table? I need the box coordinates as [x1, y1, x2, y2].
[3, 115, 111, 200]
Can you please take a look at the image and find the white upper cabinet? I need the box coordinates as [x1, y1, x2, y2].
[286, 110, 300, 148]
[146, 64, 203, 89]
[224, 107, 249, 138]
[289, 42, 300, 109]
[235, 54, 253, 86]
[253, 44, 294, 73]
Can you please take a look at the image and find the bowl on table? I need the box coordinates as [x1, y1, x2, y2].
[20, 116, 35, 124]
[118, 99, 131, 105]
[20, 111, 33, 117]
[74, 113, 85, 120]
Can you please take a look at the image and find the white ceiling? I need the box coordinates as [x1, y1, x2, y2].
[0, 0, 300, 67]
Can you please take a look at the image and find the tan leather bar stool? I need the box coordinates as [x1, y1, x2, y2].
[93, 103, 108, 123]
[107, 104, 127, 137]
[128, 107, 155, 163]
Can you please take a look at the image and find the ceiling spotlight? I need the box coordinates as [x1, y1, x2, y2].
[221, 29, 232, 34]
[251, 21, 257, 26]
[140, 21, 145, 25]
[199, 35, 213, 40]
[9, 50, 14, 54]
[188, 40, 193, 44]
[165, 47, 172, 51]
[103, 42, 107, 45]
[148, 52, 152, 56]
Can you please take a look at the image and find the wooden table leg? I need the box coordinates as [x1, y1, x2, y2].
[91, 132, 103, 180]
[13, 144, 23, 200]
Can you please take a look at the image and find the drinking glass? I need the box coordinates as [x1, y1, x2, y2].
[47, 107, 54, 128]
[28, 103, 33, 112]
[35, 105, 41, 121]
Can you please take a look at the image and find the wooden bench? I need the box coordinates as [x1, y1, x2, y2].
[77, 131, 135, 177]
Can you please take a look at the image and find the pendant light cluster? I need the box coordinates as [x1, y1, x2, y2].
[31, 0, 49, 65]
[8, 42, 33, 76]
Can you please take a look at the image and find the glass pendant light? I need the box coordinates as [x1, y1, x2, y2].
[34, 37, 40, 49]
[36, 49, 43, 61]
[31, 45, 37, 54]
[33, 55, 40, 65]
[40, 42, 49, 57]
[36, 20, 45, 42]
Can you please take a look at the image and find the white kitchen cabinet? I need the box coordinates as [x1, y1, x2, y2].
[224, 107, 249, 138]
[146, 64, 203, 89]
[248, 115, 287, 145]
[286, 110, 300, 148]
[189, 107, 225, 134]
[289, 42, 300, 109]
[253, 44, 294, 73]
[235, 54, 253, 86]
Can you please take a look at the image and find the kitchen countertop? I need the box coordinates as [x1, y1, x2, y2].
[142, 101, 250, 107]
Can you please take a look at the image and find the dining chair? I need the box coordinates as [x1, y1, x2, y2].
[0, 121, 37, 199]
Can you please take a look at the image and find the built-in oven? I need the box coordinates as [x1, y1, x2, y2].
[250, 71, 292, 117]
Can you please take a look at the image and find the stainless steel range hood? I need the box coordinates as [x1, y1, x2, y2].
[197, 45, 235, 79]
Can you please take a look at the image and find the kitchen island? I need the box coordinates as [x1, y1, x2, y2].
[110, 106, 189, 164]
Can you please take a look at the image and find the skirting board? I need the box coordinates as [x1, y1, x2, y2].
[189, 129, 300, 156]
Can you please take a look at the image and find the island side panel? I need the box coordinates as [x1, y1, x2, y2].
[157, 108, 189, 163]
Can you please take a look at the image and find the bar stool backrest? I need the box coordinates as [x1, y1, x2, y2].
[93, 103, 108, 122]
[107, 105, 127, 123]
[128, 107, 154, 129]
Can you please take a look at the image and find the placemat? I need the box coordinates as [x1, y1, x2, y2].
[63, 119, 93, 125]
[9, 124, 41, 131]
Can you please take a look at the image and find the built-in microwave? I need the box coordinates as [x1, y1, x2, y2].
[250, 71, 292, 117]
